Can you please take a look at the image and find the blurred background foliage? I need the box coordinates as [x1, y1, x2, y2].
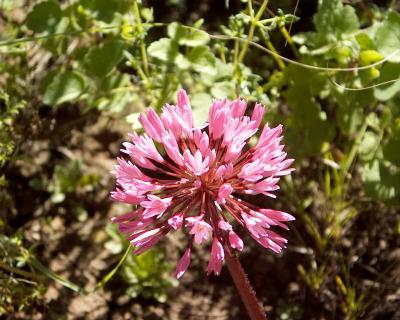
[0, 0, 399, 319]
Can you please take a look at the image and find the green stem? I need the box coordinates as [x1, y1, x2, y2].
[248, 0, 254, 17]
[136, 65, 148, 83]
[238, 0, 269, 64]
[0, 30, 84, 47]
[266, 41, 285, 69]
[0, 23, 170, 48]
[133, 0, 149, 76]
[340, 121, 368, 186]
[259, 32, 285, 70]
[258, 17, 278, 24]
[280, 26, 299, 57]
[28, 256, 85, 294]
[0, 260, 42, 281]
[94, 245, 132, 291]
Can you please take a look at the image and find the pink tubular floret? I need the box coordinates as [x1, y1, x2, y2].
[111, 89, 294, 277]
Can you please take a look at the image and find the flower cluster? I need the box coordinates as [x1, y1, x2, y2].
[111, 89, 294, 278]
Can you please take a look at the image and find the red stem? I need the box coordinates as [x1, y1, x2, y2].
[225, 249, 268, 320]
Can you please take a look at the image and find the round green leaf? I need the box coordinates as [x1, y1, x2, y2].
[374, 63, 400, 101]
[42, 71, 86, 105]
[84, 40, 125, 78]
[167, 22, 209, 46]
[355, 33, 375, 50]
[337, 103, 363, 135]
[375, 11, 400, 62]
[314, 0, 359, 42]
[359, 131, 379, 161]
[26, 1, 62, 33]
[362, 160, 400, 205]
[147, 38, 189, 69]
[188, 46, 216, 75]
[383, 135, 400, 167]
[147, 38, 176, 62]
[80, 0, 130, 23]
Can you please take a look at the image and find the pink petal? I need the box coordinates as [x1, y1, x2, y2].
[217, 183, 233, 204]
[175, 247, 191, 279]
[229, 231, 244, 251]
[207, 238, 224, 275]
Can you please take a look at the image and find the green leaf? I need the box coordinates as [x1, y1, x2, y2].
[365, 113, 381, 132]
[359, 67, 380, 85]
[374, 63, 400, 101]
[98, 73, 129, 91]
[126, 112, 142, 130]
[375, 11, 400, 62]
[147, 38, 190, 69]
[211, 81, 236, 99]
[181, 30, 209, 46]
[355, 33, 375, 50]
[362, 159, 400, 205]
[199, 59, 233, 85]
[42, 71, 86, 105]
[147, 38, 176, 62]
[167, 22, 209, 46]
[80, 0, 130, 23]
[97, 90, 130, 113]
[337, 103, 364, 135]
[282, 65, 335, 158]
[359, 131, 379, 161]
[187, 46, 216, 75]
[121, 247, 176, 302]
[314, 0, 359, 42]
[285, 107, 335, 158]
[335, 90, 374, 135]
[28, 256, 84, 294]
[25, 1, 62, 33]
[49, 160, 82, 196]
[84, 40, 125, 78]
[383, 130, 400, 167]
[93, 72, 132, 112]
[167, 23, 186, 41]
[191, 93, 212, 127]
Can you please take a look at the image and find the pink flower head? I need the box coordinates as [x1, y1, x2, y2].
[111, 89, 294, 278]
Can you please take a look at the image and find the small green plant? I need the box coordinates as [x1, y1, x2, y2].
[121, 248, 178, 303]
[0, 233, 46, 316]
[105, 223, 177, 302]
[0, 92, 25, 168]
[336, 275, 365, 320]
[47, 160, 99, 204]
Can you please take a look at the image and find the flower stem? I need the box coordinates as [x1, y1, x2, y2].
[225, 249, 267, 320]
